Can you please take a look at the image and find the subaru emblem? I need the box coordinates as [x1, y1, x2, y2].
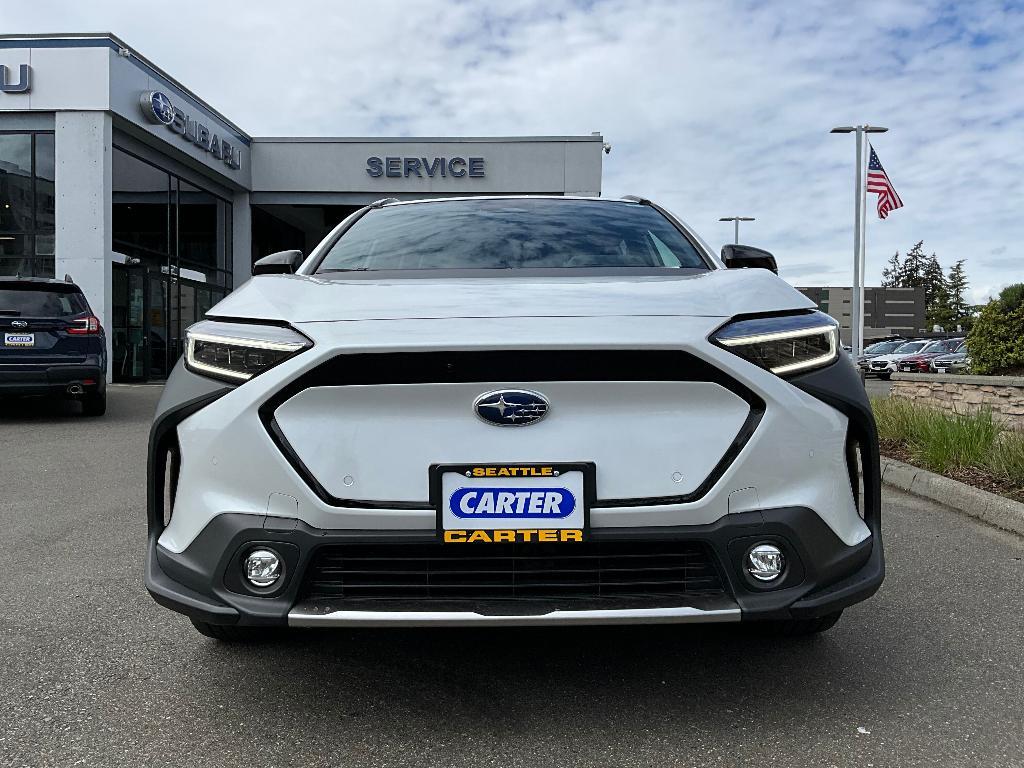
[11, 320, 28, 328]
[473, 389, 550, 427]
[140, 91, 175, 125]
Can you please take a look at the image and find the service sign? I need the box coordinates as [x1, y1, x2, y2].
[433, 464, 592, 544]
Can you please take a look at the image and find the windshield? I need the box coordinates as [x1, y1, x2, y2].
[922, 339, 962, 354]
[894, 341, 927, 354]
[315, 199, 708, 272]
[865, 341, 902, 354]
[0, 286, 88, 317]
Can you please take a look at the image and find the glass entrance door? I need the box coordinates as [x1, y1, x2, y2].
[112, 262, 148, 382]
[147, 272, 169, 380]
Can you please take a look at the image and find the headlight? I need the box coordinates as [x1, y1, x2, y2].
[184, 320, 312, 383]
[713, 311, 839, 376]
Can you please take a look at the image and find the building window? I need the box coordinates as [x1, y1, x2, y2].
[0, 131, 55, 277]
[111, 146, 232, 381]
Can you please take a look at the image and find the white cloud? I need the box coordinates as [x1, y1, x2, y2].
[3, 0, 1021, 297]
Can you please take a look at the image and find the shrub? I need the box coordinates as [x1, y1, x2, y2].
[871, 397, 1024, 497]
[990, 433, 1024, 488]
[966, 285, 1024, 375]
[872, 398, 999, 474]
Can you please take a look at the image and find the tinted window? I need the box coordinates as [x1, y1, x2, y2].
[0, 285, 88, 316]
[316, 199, 707, 272]
[894, 342, 927, 353]
[865, 341, 901, 354]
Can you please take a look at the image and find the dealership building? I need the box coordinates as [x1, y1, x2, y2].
[0, 33, 605, 381]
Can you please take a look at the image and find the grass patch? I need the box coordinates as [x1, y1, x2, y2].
[871, 397, 1024, 501]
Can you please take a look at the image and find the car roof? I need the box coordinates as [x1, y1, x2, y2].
[0, 276, 83, 290]
[376, 195, 637, 209]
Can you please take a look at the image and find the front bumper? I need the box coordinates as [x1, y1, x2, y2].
[146, 502, 882, 627]
[146, 334, 884, 628]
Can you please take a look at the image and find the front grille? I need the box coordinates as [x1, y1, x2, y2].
[300, 539, 725, 602]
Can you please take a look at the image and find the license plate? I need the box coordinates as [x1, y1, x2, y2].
[4, 333, 34, 347]
[937, 368, 946, 373]
[431, 463, 593, 543]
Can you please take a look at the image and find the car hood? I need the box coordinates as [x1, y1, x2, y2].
[209, 268, 814, 323]
[871, 352, 918, 362]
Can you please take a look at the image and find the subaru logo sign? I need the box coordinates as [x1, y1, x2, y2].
[143, 91, 175, 125]
[138, 91, 242, 170]
[473, 389, 550, 427]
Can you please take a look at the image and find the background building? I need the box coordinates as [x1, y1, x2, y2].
[796, 285, 926, 344]
[0, 33, 605, 382]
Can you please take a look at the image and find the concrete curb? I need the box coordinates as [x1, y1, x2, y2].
[880, 456, 1024, 537]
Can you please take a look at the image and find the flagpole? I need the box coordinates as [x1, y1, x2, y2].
[853, 128, 865, 358]
[831, 124, 888, 357]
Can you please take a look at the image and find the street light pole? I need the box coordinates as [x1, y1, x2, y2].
[830, 125, 888, 357]
[718, 216, 755, 244]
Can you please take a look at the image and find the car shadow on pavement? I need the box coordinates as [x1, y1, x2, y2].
[0, 396, 84, 421]
[182, 619, 911, 739]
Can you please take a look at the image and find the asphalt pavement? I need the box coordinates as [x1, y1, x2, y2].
[864, 376, 893, 399]
[1, 385, 1022, 767]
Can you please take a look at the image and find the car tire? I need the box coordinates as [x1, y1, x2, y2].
[190, 618, 265, 642]
[81, 391, 106, 417]
[769, 610, 843, 637]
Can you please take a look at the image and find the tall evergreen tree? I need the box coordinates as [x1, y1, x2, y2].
[947, 259, 970, 322]
[900, 241, 927, 288]
[922, 252, 946, 309]
[927, 282, 955, 330]
[881, 251, 902, 287]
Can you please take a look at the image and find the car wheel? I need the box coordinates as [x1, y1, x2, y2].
[769, 611, 843, 637]
[190, 618, 267, 642]
[80, 391, 106, 416]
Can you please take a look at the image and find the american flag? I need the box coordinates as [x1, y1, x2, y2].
[867, 145, 903, 219]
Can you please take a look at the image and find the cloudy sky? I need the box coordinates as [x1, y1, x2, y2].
[5, 0, 1021, 301]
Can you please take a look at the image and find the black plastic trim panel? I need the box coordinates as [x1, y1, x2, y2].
[257, 350, 765, 510]
[147, 504, 882, 626]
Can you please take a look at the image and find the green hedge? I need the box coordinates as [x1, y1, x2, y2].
[966, 285, 1024, 375]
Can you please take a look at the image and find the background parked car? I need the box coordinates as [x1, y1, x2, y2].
[897, 338, 965, 373]
[867, 340, 931, 379]
[857, 339, 907, 373]
[0, 277, 107, 415]
[931, 342, 971, 373]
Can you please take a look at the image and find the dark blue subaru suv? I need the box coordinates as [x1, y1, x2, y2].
[0, 277, 107, 416]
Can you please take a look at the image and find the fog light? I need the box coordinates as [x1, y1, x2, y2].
[746, 543, 785, 582]
[245, 549, 282, 588]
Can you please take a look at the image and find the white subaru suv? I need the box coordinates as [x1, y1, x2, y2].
[146, 196, 883, 641]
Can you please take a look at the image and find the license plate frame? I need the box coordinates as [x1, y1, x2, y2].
[4, 332, 34, 347]
[429, 462, 596, 543]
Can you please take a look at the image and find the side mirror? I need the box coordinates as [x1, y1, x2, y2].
[721, 244, 778, 274]
[253, 249, 303, 276]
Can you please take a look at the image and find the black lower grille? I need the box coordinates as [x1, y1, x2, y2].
[300, 540, 725, 602]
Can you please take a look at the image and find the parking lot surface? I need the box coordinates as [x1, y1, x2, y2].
[864, 376, 893, 399]
[2, 385, 1022, 767]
